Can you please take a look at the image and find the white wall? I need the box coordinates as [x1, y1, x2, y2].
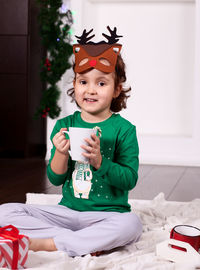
[46, 0, 200, 166]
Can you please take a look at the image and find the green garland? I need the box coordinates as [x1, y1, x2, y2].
[35, 0, 73, 119]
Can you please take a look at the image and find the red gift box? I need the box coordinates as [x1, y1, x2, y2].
[0, 225, 29, 269]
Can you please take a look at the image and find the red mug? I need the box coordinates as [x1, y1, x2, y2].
[170, 225, 200, 252]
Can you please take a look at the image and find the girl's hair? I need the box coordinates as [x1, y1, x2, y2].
[67, 54, 131, 112]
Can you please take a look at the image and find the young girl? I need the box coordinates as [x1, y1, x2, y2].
[0, 27, 142, 257]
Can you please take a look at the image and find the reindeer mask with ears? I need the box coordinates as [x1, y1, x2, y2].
[73, 26, 123, 73]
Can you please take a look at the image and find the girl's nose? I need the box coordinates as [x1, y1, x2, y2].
[87, 85, 96, 94]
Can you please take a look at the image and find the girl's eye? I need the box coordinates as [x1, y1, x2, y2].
[80, 80, 87, 85]
[98, 81, 105, 87]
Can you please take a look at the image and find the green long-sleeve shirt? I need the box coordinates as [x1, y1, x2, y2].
[47, 111, 139, 213]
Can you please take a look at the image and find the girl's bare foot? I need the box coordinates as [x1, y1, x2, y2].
[29, 238, 57, 252]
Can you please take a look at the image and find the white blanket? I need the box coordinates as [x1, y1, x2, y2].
[10, 193, 200, 270]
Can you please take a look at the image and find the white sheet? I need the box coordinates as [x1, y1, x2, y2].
[4, 193, 200, 270]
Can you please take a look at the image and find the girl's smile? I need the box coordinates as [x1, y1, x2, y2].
[84, 97, 98, 103]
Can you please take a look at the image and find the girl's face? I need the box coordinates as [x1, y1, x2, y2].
[74, 68, 121, 122]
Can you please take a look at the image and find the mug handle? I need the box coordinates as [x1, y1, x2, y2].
[62, 130, 69, 138]
[62, 131, 71, 156]
[170, 228, 174, 238]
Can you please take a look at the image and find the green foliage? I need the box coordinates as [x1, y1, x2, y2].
[35, 0, 73, 119]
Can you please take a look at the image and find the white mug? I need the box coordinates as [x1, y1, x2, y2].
[63, 127, 96, 162]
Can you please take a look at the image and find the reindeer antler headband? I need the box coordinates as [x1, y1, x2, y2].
[73, 26, 123, 73]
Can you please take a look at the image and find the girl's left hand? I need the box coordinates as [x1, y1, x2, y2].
[81, 134, 102, 170]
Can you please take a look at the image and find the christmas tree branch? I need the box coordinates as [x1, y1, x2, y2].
[35, 0, 73, 119]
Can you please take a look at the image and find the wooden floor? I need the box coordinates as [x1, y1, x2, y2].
[129, 164, 200, 201]
[0, 158, 199, 204]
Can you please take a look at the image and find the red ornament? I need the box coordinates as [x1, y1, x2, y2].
[44, 58, 51, 71]
[42, 107, 50, 118]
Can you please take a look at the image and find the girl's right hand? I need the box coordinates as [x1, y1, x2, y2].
[52, 128, 70, 155]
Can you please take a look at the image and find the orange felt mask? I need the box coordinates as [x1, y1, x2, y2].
[73, 27, 122, 73]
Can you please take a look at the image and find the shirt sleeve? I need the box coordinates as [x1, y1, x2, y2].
[94, 125, 139, 191]
[46, 120, 70, 186]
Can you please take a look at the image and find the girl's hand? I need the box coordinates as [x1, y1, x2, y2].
[81, 134, 102, 170]
[52, 128, 70, 155]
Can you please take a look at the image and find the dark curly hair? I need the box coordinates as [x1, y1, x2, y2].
[67, 54, 131, 112]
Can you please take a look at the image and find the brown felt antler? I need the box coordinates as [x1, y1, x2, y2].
[102, 26, 123, 44]
[75, 29, 95, 45]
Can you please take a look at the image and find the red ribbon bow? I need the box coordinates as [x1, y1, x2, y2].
[0, 225, 23, 269]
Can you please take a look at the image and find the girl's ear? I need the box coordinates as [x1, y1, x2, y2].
[113, 84, 122, 98]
